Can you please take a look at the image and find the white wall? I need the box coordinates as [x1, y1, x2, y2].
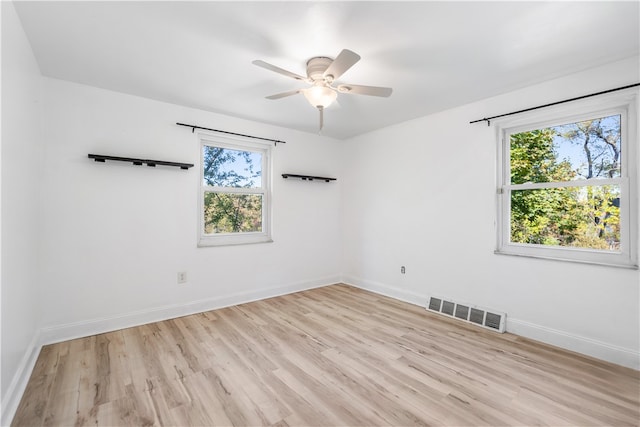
[1, 0, 44, 419]
[38, 78, 343, 341]
[342, 56, 640, 369]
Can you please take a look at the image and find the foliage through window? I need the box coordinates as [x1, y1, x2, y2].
[199, 136, 271, 246]
[497, 92, 637, 268]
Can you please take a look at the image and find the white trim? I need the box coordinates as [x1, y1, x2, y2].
[507, 318, 640, 370]
[203, 185, 263, 195]
[496, 89, 638, 268]
[494, 249, 638, 269]
[197, 132, 273, 247]
[1, 332, 42, 427]
[343, 275, 639, 370]
[503, 177, 625, 191]
[39, 276, 339, 345]
[342, 275, 427, 307]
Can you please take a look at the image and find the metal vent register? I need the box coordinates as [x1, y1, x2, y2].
[426, 296, 506, 333]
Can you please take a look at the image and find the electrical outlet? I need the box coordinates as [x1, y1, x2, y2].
[177, 271, 187, 284]
[401, 266, 406, 274]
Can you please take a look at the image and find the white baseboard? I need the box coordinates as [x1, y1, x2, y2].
[40, 276, 340, 345]
[507, 318, 640, 370]
[342, 275, 427, 307]
[1, 331, 42, 427]
[3, 276, 339, 425]
[342, 274, 639, 371]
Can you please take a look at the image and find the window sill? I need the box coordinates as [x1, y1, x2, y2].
[198, 235, 273, 247]
[494, 248, 638, 270]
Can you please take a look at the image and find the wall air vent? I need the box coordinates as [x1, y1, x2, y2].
[428, 297, 442, 311]
[441, 300, 455, 316]
[469, 308, 485, 325]
[454, 304, 469, 320]
[425, 296, 506, 333]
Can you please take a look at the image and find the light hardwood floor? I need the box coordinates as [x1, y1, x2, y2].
[12, 284, 640, 426]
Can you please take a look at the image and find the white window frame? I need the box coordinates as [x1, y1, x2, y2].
[198, 132, 272, 247]
[495, 89, 638, 269]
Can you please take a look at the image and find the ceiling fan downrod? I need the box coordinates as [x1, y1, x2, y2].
[318, 106, 324, 133]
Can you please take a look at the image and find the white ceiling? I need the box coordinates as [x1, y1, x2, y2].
[13, 1, 640, 140]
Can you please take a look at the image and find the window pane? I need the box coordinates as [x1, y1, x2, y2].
[510, 185, 620, 251]
[203, 146, 262, 188]
[510, 114, 621, 184]
[204, 193, 262, 234]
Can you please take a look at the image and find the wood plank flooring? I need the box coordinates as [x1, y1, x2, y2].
[12, 284, 640, 426]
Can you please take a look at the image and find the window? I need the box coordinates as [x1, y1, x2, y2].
[496, 90, 638, 268]
[198, 134, 272, 246]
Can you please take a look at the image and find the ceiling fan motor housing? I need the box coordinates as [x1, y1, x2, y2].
[306, 57, 333, 81]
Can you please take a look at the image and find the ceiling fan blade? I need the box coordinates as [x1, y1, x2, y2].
[323, 49, 361, 80]
[252, 60, 307, 81]
[337, 84, 393, 97]
[265, 90, 301, 100]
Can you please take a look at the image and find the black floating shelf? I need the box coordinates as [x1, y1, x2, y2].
[282, 173, 336, 183]
[88, 154, 194, 170]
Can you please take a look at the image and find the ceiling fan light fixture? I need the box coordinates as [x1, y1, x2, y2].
[303, 85, 337, 109]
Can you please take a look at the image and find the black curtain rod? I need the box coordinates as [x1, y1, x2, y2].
[470, 82, 640, 126]
[176, 122, 286, 145]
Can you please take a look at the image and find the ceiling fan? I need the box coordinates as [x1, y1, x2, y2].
[253, 49, 392, 131]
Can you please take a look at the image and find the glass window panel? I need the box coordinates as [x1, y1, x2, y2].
[510, 114, 621, 184]
[510, 185, 620, 251]
[202, 146, 262, 188]
[204, 193, 263, 234]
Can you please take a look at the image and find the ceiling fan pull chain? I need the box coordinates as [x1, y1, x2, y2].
[318, 106, 324, 133]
